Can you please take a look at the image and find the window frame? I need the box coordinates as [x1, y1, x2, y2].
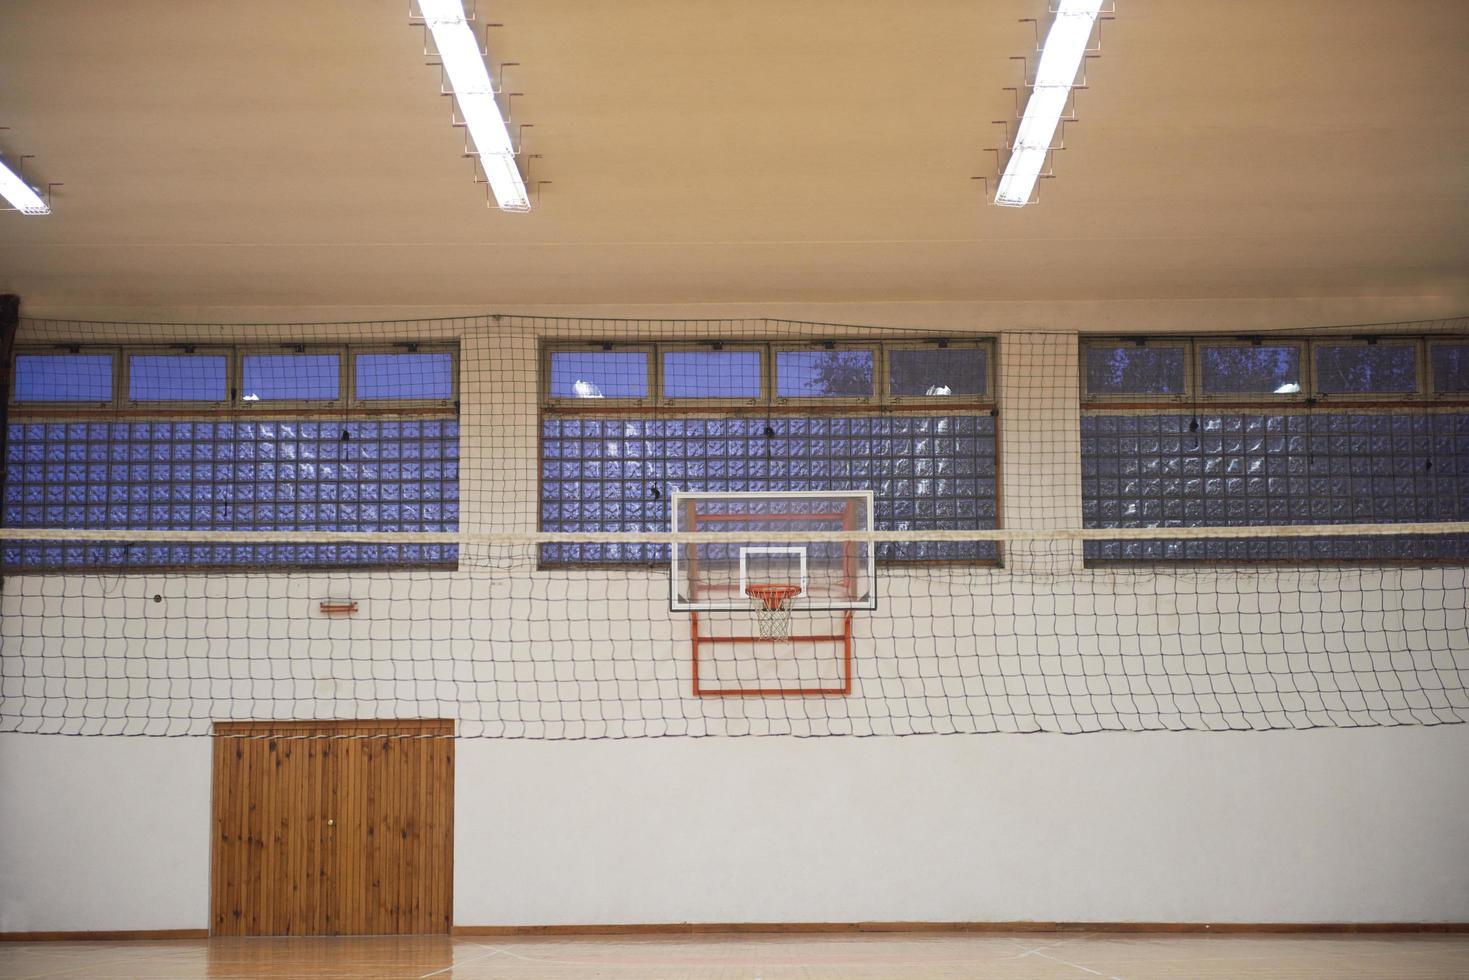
[1079, 338, 1193, 405]
[11, 343, 461, 415]
[771, 341, 880, 405]
[1194, 338, 1310, 402]
[884, 340, 997, 406]
[1309, 337, 1423, 402]
[1082, 334, 1469, 406]
[541, 339, 1002, 410]
[539, 336, 1005, 570]
[656, 342, 767, 407]
[542, 343, 656, 409]
[123, 346, 234, 408]
[8, 348, 121, 409]
[235, 345, 348, 409]
[348, 344, 459, 409]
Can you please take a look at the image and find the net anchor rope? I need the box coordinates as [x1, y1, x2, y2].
[5, 522, 1469, 545]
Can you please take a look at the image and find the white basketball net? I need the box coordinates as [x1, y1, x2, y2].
[748, 585, 800, 641]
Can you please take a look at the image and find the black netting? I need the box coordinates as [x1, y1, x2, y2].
[2, 314, 1466, 737]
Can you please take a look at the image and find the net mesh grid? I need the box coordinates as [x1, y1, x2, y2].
[1, 313, 1466, 738]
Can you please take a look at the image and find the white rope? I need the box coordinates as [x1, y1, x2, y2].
[4, 521, 1469, 546]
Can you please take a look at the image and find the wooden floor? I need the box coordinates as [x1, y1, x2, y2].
[2, 933, 1468, 979]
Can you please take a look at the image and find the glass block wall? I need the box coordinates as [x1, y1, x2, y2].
[541, 415, 998, 564]
[2, 419, 459, 570]
[1081, 412, 1469, 561]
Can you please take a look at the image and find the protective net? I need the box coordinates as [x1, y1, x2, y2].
[2, 313, 1467, 737]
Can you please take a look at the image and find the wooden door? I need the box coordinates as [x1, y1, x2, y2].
[211, 719, 454, 936]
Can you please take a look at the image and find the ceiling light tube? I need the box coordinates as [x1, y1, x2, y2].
[0, 156, 49, 215]
[995, 0, 1103, 207]
[417, 0, 531, 212]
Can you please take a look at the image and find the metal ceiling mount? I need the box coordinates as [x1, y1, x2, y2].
[408, 0, 548, 211]
[975, 1, 1115, 207]
[0, 128, 62, 216]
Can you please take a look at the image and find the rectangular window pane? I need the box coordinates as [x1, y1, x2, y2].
[13, 354, 113, 402]
[241, 354, 340, 401]
[890, 347, 989, 397]
[1199, 345, 1302, 395]
[128, 354, 228, 401]
[356, 352, 454, 400]
[1313, 344, 1418, 394]
[1080, 412, 1469, 562]
[549, 351, 648, 399]
[662, 350, 761, 398]
[776, 350, 874, 398]
[539, 414, 998, 565]
[1083, 345, 1185, 396]
[1431, 343, 1469, 394]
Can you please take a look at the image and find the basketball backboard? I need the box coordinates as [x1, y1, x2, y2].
[670, 490, 877, 612]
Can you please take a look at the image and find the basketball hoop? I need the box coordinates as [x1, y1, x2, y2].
[746, 583, 802, 641]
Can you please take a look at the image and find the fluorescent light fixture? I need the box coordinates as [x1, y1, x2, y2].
[0, 156, 49, 215]
[417, 0, 531, 212]
[995, 0, 1104, 207]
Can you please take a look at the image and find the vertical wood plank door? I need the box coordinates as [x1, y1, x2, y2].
[211, 719, 454, 936]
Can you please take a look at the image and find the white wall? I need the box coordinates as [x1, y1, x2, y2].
[2, 309, 1467, 930]
[3, 728, 1466, 930]
[0, 734, 210, 931]
[454, 731, 1469, 925]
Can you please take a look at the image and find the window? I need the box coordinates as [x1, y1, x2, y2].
[1080, 335, 1469, 563]
[1313, 342, 1417, 395]
[662, 348, 761, 400]
[1431, 341, 1469, 394]
[355, 351, 455, 402]
[889, 345, 990, 399]
[775, 347, 875, 400]
[4, 344, 460, 573]
[127, 353, 229, 403]
[1083, 342, 1187, 398]
[13, 353, 114, 403]
[547, 349, 650, 401]
[241, 352, 342, 402]
[1198, 342, 1304, 396]
[541, 340, 999, 565]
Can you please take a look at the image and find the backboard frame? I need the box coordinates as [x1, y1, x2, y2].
[669, 489, 878, 612]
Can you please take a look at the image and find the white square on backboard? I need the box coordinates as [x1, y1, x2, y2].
[738, 546, 808, 598]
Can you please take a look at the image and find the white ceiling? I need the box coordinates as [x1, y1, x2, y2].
[0, 0, 1466, 315]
